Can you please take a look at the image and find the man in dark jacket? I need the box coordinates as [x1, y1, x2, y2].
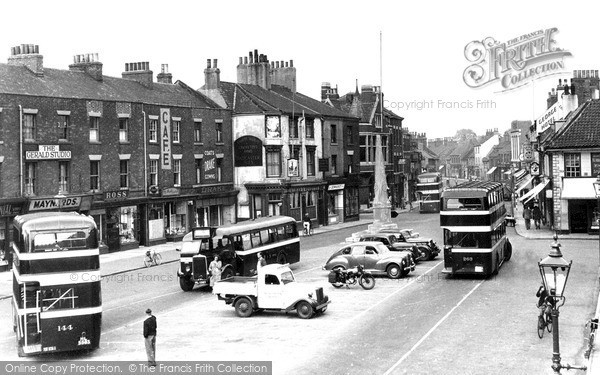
[533, 205, 542, 229]
[143, 308, 157, 366]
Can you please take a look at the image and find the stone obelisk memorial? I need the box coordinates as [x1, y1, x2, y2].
[368, 134, 398, 233]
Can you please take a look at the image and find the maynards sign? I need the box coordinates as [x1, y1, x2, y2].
[463, 28, 572, 92]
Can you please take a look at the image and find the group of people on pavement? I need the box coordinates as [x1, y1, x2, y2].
[522, 203, 543, 230]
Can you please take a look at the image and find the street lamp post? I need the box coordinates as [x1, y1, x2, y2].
[538, 234, 586, 374]
[593, 174, 600, 279]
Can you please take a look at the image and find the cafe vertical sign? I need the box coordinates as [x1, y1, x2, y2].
[160, 108, 171, 170]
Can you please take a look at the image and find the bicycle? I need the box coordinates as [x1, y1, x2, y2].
[585, 318, 599, 359]
[537, 302, 553, 339]
[144, 249, 163, 267]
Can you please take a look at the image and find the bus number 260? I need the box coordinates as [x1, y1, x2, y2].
[57, 325, 73, 332]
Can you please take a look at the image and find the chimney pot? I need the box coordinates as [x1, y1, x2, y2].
[213, 59, 217, 68]
[244, 56, 248, 64]
[239, 57, 243, 65]
[248, 51, 253, 63]
[207, 59, 211, 69]
[290, 60, 293, 67]
[276, 61, 280, 68]
[254, 49, 258, 62]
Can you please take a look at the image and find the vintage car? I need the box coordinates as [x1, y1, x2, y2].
[357, 232, 427, 262]
[323, 241, 415, 278]
[375, 229, 440, 260]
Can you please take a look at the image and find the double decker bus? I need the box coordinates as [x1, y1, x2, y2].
[178, 216, 300, 291]
[416, 172, 443, 213]
[440, 181, 512, 276]
[11, 212, 101, 356]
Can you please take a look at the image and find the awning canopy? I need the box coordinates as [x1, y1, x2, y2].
[561, 177, 599, 199]
[519, 179, 550, 203]
[515, 175, 534, 193]
[514, 169, 527, 180]
[486, 166, 497, 175]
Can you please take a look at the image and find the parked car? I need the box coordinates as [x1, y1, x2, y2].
[323, 241, 415, 279]
[357, 232, 427, 262]
[375, 229, 440, 260]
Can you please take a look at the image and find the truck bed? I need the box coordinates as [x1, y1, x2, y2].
[212, 275, 258, 297]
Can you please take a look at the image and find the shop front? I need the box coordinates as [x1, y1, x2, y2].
[557, 177, 598, 234]
[326, 183, 345, 225]
[194, 185, 238, 228]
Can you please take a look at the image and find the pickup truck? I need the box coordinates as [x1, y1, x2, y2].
[212, 264, 330, 319]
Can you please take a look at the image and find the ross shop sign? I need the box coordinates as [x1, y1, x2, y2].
[104, 190, 129, 201]
[26, 145, 71, 160]
[29, 196, 80, 211]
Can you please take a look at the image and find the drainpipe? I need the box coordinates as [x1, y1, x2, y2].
[19, 105, 23, 196]
[143, 105, 147, 197]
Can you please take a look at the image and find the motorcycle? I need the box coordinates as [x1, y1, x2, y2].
[328, 264, 375, 290]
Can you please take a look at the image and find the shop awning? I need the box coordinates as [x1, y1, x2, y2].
[514, 169, 527, 180]
[561, 177, 598, 199]
[515, 175, 534, 193]
[519, 179, 550, 203]
[438, 165, 445, 170]
[486, 166, 497, 175]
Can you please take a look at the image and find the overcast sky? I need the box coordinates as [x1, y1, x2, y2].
[1, 0, 598, 138]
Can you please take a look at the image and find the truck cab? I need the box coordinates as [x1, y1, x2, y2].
[212, 264, 330, 319]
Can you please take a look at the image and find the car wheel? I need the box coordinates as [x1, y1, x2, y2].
[234, 297, 253, 318]
[179, 277, 195, 292]
[387, 264, 401, 279]
[296, 301, 314, 319]
[418, 246, 431, 261]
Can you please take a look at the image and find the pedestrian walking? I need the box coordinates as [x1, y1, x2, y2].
[523, 206, 532, 230]
[533, 205, 542, 229]
[143, 308, 157, 367]
[208, 255, 222, 287]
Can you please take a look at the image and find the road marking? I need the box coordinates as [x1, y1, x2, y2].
[348, 260, 443, 323]
[383, 280, 484, 375]
[103, 291, 182, 313]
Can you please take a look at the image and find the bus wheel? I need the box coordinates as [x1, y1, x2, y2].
[504, 241, 512, 261]
[235, 297, 253, 318]
[277, 252, 287, 265]
[221, 267, 234, 280]
[179, 277, 195, 292]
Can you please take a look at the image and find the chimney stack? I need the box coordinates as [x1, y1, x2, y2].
[157, 64, 172, 84]
[69, 53, 103, 81]
[204, 58, 221, 90]
[271, 58, 296, 92]
[122, 61, 153, 88]
[8, 44, 44, 76]
[321, 82, 331, 101]
[237, 49, 271, 89]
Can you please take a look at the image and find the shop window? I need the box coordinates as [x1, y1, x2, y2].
[119, 206, 137, 244]
[148, 204, 164, 241]
[167, 202, 187, 236]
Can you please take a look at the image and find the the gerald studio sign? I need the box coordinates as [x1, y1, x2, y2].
[463, 28, 572, 92]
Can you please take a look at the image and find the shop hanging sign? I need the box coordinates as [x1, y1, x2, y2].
[160, 108, 172, 170]
[26, 145, 71, 160]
